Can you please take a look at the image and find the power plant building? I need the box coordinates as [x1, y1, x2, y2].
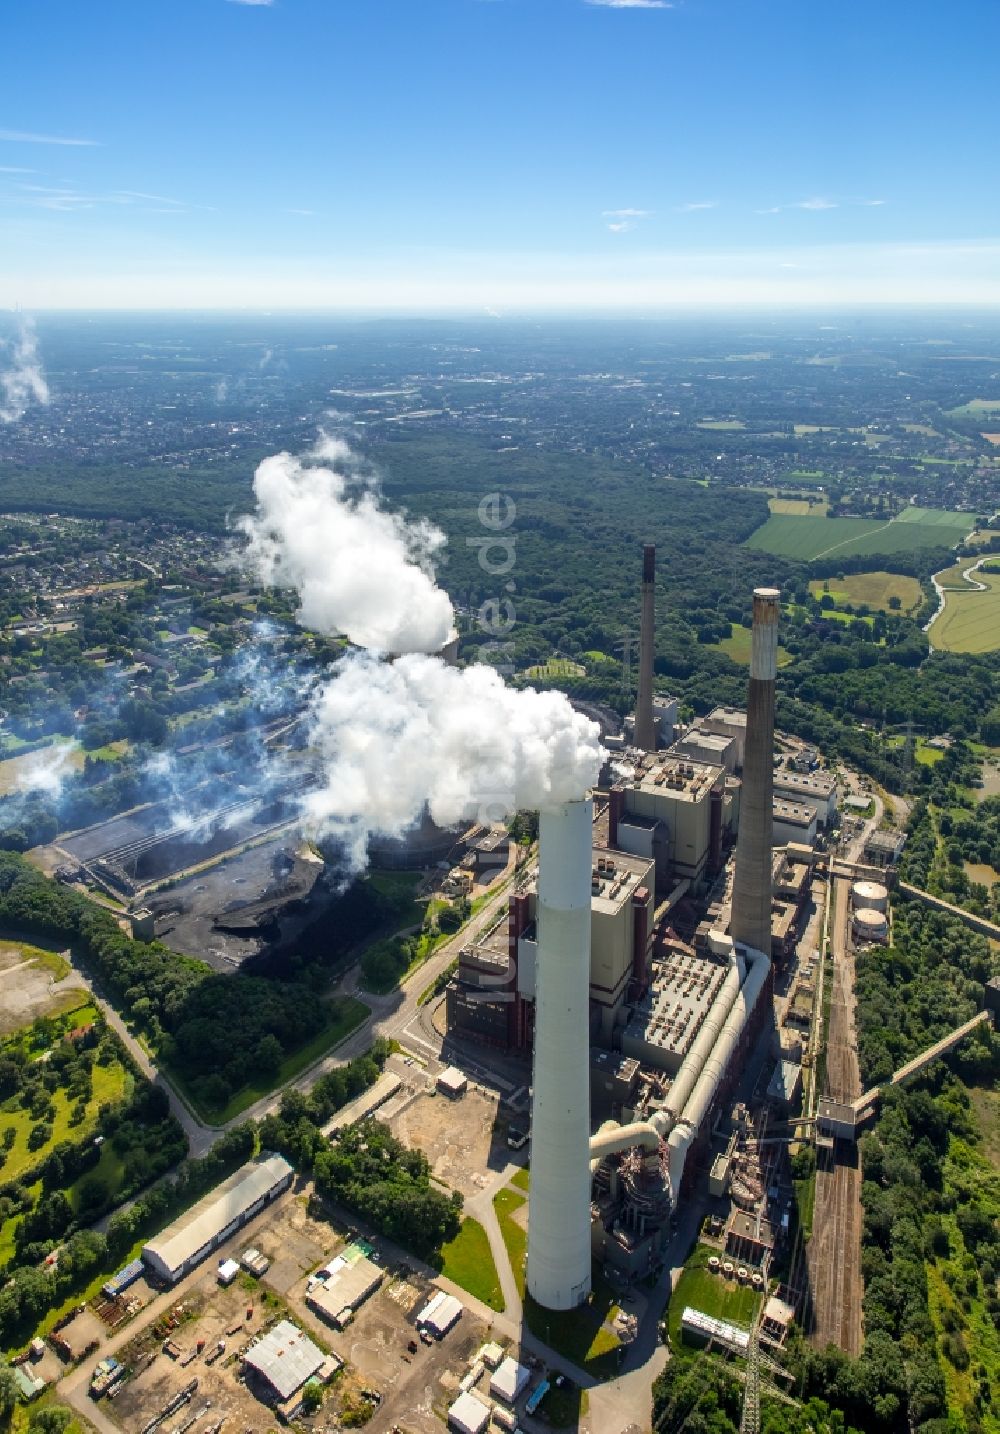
[671, 728, 738, 775]
[447, 844, 655, 1047]
[772, 798, 818, 848]
[701, 707, 748, 769]
[609, 754, 729, 894]
[772, 769, 837, 826]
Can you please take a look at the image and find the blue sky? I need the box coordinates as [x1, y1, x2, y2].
[2, 0, 998, 309]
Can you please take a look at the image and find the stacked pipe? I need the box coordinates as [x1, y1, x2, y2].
[526, 798, 594, 1311]
[730, 587, 781, 958]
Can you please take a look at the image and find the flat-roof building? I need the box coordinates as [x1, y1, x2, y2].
[773, 769, 837, 825]
[772, 799, 817, 849]
[621, 948, 730, 1074]
[610, 754, 727, 893]
[447, 1391, 491, 1434]
[142, 1155, 293, 1285]
[671, 728, 738, 776]
[306, 1248, 383, 1328]
[701, 707, 748, 768]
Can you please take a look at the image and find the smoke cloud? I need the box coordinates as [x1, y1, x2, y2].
[237, 437, 604, 874]
[0, 316, 50, 423]
[238, 437, 456, 653]
[303, 652, 602, 871]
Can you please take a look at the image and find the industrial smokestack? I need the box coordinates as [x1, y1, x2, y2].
[526, 797, 594, 1311]
[730, 587, 780, 957]
[634, 544, 657, 751]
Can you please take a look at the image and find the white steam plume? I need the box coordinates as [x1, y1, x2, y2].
[16, 743, 75, 798]
[238, 437, 456, 653]
[303, 653, 602, 871]
[238, 437, 604, 873]
[0, 316, 50, 423]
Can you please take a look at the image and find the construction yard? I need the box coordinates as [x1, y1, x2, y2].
[387, 1084, 512, 1198]
[76, 1185, 500, 1434]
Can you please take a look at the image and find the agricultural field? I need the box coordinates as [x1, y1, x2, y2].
[768, 496, 829, 516]
[808, 571, 923, 614]
[946, 398, 1000, 417]
[745, 506, 973, 561]
[696, 419, 745, 431]
[928, 567, 1000, 654]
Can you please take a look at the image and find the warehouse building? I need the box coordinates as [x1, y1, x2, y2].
[142, 1154, 293, 1285]
[306, 1246, 383, 1328]
[242, 1319, 327, 1405]
[671, 727, 738, 775]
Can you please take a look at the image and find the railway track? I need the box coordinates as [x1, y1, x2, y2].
[807, 876, 864, 1356]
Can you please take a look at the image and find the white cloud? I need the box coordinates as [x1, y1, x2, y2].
[584, 0, 673, 8]
[796, 196, 838, 210]
[1, 316, 50, 424]
[675, 201, 718, 212]
[0, 166, 34, 174]
[859, 198, 887, 207]
[602, 208, 651, 218]
[0, 129, 98, 146]
[114, 189, 185, 206]
[226, 0, 274, 5]
[607, 221, 634, 232]
[286, 207, 315, 216]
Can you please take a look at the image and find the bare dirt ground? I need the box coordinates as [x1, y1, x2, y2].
[0, 940, 86, 1032]
[388, 1088, 509, 1197]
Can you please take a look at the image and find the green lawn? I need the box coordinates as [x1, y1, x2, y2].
[438, 1217, 504, 1311]
[165, 996, 371, 1123]
[713, 624, 794, 668]
[0, 1057, 129, 1184]
[745, 507, 973, 561]
[67, 1139, 127, 1215]
[493, 1186, 527, 1295]
[667, 1244, 760, 1351]
[511, 1166, 530, 1192]
[524, 1279, 622, 1378]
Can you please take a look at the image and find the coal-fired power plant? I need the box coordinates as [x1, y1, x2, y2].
[523, 585, 781, 1311]
[730, 587, 781, 956]
[526, 797, 596, 1310]
[633, 544, 657, 752]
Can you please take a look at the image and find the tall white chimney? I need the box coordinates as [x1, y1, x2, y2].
[526, 797, 594, 1310]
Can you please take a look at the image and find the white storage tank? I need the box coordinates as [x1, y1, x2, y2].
[852, 907, 888, 944]
[851, 880, 888, 913]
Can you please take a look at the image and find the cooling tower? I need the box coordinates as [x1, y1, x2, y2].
[730, 588, 781, 956]
[634, 544, 657, 752]
[526, 797, 594, 1310]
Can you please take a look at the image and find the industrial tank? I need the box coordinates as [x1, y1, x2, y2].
[852, 907, 888, 943]
[851, 880, 888, 913]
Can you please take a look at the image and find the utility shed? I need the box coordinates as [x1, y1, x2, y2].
[421, 1292, 463, 1338]
[142, 1154, 293, 1284]
[437, 1066, 468, 1099]
[242, 1319, 325, 1403]
[490, 1356, 531, 1404]
[447, 1391, 491, 1434]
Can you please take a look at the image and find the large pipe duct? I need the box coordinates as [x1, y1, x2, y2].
[730, 587, 781, 957]
[526, 798, 594, 1311]
[634, 544, 657, 752]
